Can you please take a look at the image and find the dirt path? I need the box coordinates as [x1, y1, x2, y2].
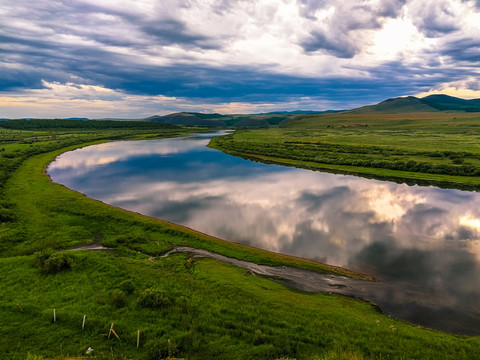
[66, 244, 111, 251]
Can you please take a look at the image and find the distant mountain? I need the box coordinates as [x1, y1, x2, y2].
[147, 112, 227, 127]
[0, 118, 10, 121]
[0, 111, 325, 127]
[146, 112, 297, 127]
[257, 110, 341, 115]
[0, 117, 88, 121]
[348, 95, 480, 114]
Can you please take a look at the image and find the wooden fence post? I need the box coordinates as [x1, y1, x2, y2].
[107, 323, 120, 340]
[108, 323, 114, 339]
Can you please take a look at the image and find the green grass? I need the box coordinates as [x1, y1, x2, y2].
[1, 124, 480, 359]
[209, 112, 480, 189]
[3, 252, 480, 360]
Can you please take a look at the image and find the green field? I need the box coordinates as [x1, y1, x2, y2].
[209, 112, 480, 189]
[1, 121, 480, 359]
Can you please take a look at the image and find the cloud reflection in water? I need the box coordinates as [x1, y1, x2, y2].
[48, 133, 480, 334]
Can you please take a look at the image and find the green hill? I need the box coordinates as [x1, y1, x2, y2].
[420, 94, 480, 112]
[347, 94, 480, 114]
[147, 112, 228, 126]
[347, 96, 438, 113]
[147, 112, 293, 127]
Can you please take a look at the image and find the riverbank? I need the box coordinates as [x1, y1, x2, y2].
[208, 112, 480, 190]
[1, 126, 480, 359]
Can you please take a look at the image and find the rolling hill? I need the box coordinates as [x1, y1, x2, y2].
[146, 112, 294, 127]
[147, 95, 480, 126]
[348, 94, 480, 114]
[3, 95, 478, 127]
[420, 94, 480, 112]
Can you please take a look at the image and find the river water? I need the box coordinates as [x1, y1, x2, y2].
[48, 132, 480, 335]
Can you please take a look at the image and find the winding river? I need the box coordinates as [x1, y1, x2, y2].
[48, 132, 480, 335]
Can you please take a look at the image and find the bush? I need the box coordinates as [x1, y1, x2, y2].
[34, 248, 54, 266]
[119, 279, 135, 294]
[138, 288, 171, 309]
[109, 290, 127, 308]
[34, 249, 76, 274]
[0, 207, 16, 222]
[146, 338, 178, 360]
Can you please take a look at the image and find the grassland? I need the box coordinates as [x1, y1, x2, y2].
[209, 112, 480, 189]
[1, 121, 480, 359]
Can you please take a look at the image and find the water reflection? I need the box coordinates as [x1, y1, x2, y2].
[48, 132, 480, 335]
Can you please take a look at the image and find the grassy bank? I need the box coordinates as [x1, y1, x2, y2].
[1, 123, 480, 359]
[209, 112, 480, 189]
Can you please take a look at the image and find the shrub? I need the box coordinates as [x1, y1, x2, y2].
[34, 249, 76, 274]
[138, 288, 171, 309]
[119, 279, 135, 294]
[34, 248, 54, 266]
[146, 338, 178, 360]
[253, 329, 267, 345]
[109, 290, 127, 308]
[0, 207, 16, 222]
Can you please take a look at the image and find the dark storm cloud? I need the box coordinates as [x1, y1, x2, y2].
[93, 59, 463, 102]
[141, 19, 218, 49]
[301, 31, 357, 58]
[1, 33, 475, 108]
[440, 38, 480, 62]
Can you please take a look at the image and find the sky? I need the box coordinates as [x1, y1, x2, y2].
[1, 0, 480, 118]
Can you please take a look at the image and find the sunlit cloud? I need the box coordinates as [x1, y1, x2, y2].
[415, 77, 480, 99]
[0, 80, 341, 118]
[459, 215, 480, 233]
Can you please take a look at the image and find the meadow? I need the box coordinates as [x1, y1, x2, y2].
[1, 120, 480, 359]
[209, 112, 480, 189]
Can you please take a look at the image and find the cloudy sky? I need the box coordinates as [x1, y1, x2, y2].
[1, 0, 480, 118]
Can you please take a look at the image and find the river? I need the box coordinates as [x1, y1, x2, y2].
[48, 131, 480, 335]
